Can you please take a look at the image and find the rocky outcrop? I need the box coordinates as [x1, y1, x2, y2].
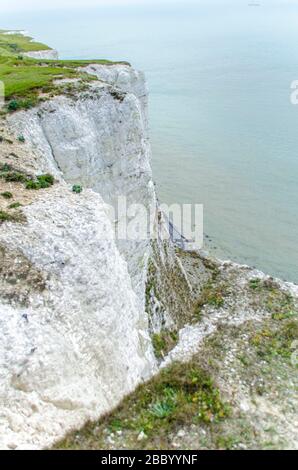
[0, 186, 156, 450]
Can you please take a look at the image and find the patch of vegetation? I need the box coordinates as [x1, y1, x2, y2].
[25, 173, 54, 190]
[250, 319, 298, 362]
[249, 278, 262, 290]
[54, 361, 229, 450]
[0, 32, 129, 111]
[1, 171, 27, 183]
[8, 202, 21, 209]
[0, 210, 24, 224]
[200, 256, 221, 279]
[0, 165, 54, 191]
[194, 280, 227, 318]
[110, 89, 126, 102]
[72, 184, 83, 194]
[216, 435, 239, 450]
[248, 277, 298, 321]
[152, 330, 179, 360]
[0, 31, 50, 55]
[7, 99, 20, 111]
[1, 191, 13, 199]
[17, 135, 25, 143]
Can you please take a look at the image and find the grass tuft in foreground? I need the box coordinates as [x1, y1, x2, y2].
[54, 361, 229, 450]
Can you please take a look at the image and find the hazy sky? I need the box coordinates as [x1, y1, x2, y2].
[1, 0, 295, 13]
[1, 0, 188, 13]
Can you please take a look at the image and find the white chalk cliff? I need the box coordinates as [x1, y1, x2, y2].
[0, 64, 166, 449]
[23, 49, 59, 60]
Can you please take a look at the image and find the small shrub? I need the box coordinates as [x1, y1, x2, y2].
[110, 90, 125, 102]
[7, 97, 37, 113]
[37, 173, 54, 188]
[25, 180, 40, 190]
[26, 174, 54, 190]
[8, 100, 20, 112]
[18, 135, 25, 143]
[1, 191, 13, 199]
[249, 278, 262, 290]
[72, 184, 83, 194]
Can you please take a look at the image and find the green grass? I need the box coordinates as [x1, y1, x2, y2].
[152, 330, 179, 360]
[194, 280, 227, 318]
[54, 361, 229, 450]
[0, 55, 79, 102]
[0, 55, 126, 107]
[250, 319, 298, 361]
[0, 209, 24, 224]
[40, 58, 130, 68]
[0, 30, 130, 108]
[72, 184, 83, 194]
[0, 31, 50, 55]
[0, 165, 55, 190]
[248, 277, 298, 320]
[25, 173, 54, 190]
[1, 171, 27, 183]
[8, 202, 21, 209]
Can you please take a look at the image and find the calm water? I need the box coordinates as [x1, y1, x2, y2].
[2, 1, 298, 282]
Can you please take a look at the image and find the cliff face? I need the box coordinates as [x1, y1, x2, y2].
[0, 64, 160, 449]
[0, 188, 155, 449]
[8, 65, 155, 305]
[0, 61, 198, 449]
[23, 50, 59, 60]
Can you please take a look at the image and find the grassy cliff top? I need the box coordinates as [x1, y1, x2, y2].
[0, 30, 130, 111]
[0, 30, 50, 56]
